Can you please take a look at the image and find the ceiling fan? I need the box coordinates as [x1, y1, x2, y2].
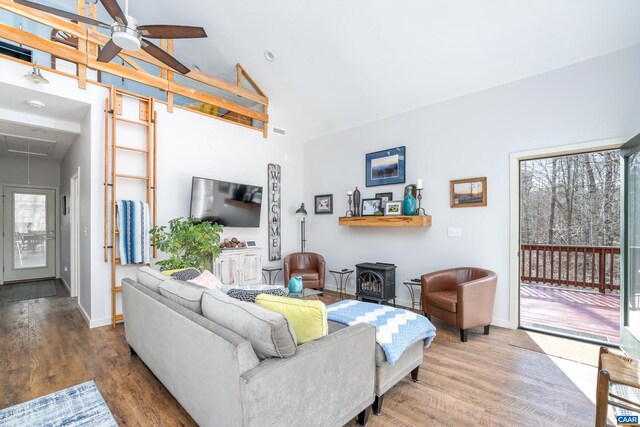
[15, 0, 207, 74]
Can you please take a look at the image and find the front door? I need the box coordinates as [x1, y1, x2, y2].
[2, 187, 56, 282]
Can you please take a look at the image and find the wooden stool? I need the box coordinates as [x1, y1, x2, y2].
[596, 346, 640, 426]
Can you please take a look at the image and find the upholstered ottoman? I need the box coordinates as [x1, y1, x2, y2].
[329, 321, 424, 415]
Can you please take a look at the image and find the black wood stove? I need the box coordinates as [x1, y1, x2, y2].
[355, 262, 396, 305]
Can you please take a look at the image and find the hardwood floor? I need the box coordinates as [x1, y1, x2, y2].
[0, 282, 598, 426]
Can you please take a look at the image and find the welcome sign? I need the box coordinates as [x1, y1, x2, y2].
[268, 163, 281, 261]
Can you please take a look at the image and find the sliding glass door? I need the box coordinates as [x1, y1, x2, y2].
[621, 134, 640, 357]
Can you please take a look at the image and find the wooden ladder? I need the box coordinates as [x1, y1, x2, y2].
[104, 86, 158, 328]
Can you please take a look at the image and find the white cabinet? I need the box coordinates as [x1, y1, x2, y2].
[213, 248, 262, 285]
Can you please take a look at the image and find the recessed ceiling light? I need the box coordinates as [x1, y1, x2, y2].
[31, 128, 47, 134]
[26, 100, 45, 109]
[192, 64, 201, 72]
[264, 51, 275, 62]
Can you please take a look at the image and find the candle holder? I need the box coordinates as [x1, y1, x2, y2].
[345, 194, 354, 217]
[415, 188, 426, 216]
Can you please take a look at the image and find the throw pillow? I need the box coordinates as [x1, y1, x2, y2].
[188, 270, 224, 290]
[255, 294, 328, 345]
[227, 287, 288, 303]
[170, 267, 201, 281]
[158, 279, 207, 314]
[201, 289, 297, 359]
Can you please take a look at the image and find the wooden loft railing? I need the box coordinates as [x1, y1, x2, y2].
[0, 0, 269, 137]
[520, 244, 620, 293]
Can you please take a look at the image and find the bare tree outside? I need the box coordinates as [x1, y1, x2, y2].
[520, 150, 620, 247]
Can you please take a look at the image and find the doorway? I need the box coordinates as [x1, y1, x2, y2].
[518, 150, 621, 345]
[2, 186, 56, 282]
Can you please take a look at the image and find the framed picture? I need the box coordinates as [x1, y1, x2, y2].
[385, 201, 402, 216]
[375, 192, 393, 208]
[314, 194, 333, 214]
[450, 177, 487, 208]
[361, 198, 383, 216]
[365, 146, 406, 187]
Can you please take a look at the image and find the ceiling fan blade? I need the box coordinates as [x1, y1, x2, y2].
[100, 0, 127, 25]
[96, 39, 122, 63]
[137, 25, 207, 39]
[141, 39, 190, 74]
[14, 0, 110, 28]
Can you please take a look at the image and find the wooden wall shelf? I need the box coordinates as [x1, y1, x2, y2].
[338, 215, 432, 227]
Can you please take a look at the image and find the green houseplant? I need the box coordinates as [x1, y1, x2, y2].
[150, 217, 223, 272]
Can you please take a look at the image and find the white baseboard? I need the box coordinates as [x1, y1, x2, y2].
[60, 276, 70, 294]
[78, 302, 91, 326]
[89, 316, 113, 329]
[490, 318, 512, 329]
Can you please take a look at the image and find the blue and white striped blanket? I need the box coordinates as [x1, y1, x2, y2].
[117, 200, 150, 265]
[327, 300, 436, 365]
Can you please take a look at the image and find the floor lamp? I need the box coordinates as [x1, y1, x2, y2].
[295, 203, 307, 252]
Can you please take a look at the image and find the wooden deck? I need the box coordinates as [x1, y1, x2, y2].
[520, 283, 620, 345]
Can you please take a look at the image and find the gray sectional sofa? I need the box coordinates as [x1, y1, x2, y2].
[122, 273, 376, 427]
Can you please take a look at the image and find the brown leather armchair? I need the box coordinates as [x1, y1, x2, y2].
[284, 252, 326, 290]
[421, 267, 497, 342]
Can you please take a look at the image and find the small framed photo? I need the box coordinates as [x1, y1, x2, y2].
[384, 201, 402, 216]
[361, 198, 383, 216]
[375, 192, 393, 208]
[450, 177, 487, 208]
[314, 194, 333, 214]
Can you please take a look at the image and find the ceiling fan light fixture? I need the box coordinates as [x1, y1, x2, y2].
[24, 66, 49, 84]
[111, 17, 142, 51]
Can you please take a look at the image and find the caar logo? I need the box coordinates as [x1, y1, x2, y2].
[617, 415, 640, 425]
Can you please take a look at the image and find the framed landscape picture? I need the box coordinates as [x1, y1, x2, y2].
[314, 194, 333, 214]
[366, 146, 406, 187]
[450, 177, 487, 208]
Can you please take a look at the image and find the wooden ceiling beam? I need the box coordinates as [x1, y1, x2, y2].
[187, 70, 268, 106]
[0, 0, 85, 38]
[237, 64, 265, 97]
[0, 22, 85, 63]
[88, 57, 169, 91]
[169, 82, 267, 123]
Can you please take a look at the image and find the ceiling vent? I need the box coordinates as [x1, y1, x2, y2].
[272, 127, 286, 136]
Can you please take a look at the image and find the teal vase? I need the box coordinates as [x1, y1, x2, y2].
[288, 276, 303, 293]
[403, 186, 417, 216]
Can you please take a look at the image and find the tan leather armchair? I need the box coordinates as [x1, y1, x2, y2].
[421, 267, 497, 342]
[284, 252, 326, 290]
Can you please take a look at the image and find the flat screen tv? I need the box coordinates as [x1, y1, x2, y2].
[190, 177, 263, 227]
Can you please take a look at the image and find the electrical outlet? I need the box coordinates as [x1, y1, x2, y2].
[448, 227, 462, 238]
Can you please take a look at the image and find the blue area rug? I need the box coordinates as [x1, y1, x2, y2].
[0, 380, 117, 426]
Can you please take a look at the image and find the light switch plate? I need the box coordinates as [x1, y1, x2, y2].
[448, 227, 462, 238]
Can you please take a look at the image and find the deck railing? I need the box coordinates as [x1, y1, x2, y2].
[520, 244, 620, 293]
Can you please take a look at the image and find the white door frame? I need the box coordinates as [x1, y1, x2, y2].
[508, 137, 628, 329]
[1, 183, 60, 285]
[70, 168, 80, 298]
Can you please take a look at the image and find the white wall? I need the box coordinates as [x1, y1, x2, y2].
[303, 45, 640, 327]
[60, 115, 92, 317]
[0, 156, 60, 186]
[94, 96, 304, 327]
